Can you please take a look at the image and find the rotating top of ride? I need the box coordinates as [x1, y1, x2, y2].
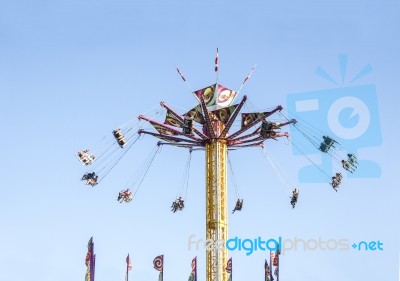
[76, 50, 358, 200]
[138, 82, 296, 149]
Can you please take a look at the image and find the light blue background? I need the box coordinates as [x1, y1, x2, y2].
[0, 0, 399, 280]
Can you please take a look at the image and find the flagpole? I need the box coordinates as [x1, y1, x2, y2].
[126, 254, 131, 281]
[269, 251, 273, 281]
[264, 259, 268, 281]
[276, 254, 281, 281]
[215, 47, 219, 85]
[277, 250, 279, 281]
[214, 48, 219, 110]
[90, 239, 95, 281]
[195, 257, 197, 281]
[277, 244, 280, 281]
[237, 65, 256, 95]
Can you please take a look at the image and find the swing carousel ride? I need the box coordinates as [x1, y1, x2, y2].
[76, 49, 359, 281]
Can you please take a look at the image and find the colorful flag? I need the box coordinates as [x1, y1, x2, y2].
[188, 257, 197, 281]
[273, 249, 280, 280]
[194, 84, 217, 106]
[272, 251, 279, 266]
[150, 121, 179, 136]
[85, 237, 95, 281]
[126, 254, 132, 271]
[215, 84, 237, 109]
[215, 48, 219, 72]
[226, 257, 232, 281]
[191, 257, 197, 272]
[269, 251, 275, 281]
[194, 84, 237, 110]
[241, 111, 273, 128]
[153, 255, 163, 281]
[153, 255, 163, 271]
[226, 257, 232, 273]
[176, 67, 186, 81]
[212, 104, 238, 124]
[184, 105, 205, 124]
[164, 110, 183, 128]
[265, 259, 271, 281]
[271, 252, 275, 264]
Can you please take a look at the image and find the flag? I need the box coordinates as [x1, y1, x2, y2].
[215, 84, 237, 109]
[184, 105, 205, 124]
[85, 237, 95, 281]
[272, 251, 279, 266]
[243, 65, 256, 85]
[194, 84, 237, 110]
[212, 104, 238, 124]
[241, 111, 273, 128]
[176, 67, 186, 81]
[270, 250, 280, 280]
[150, 121, 179, 136]
[265, 260, 271, 281]
[226, 257, 232, 273]
[126, 254, 132, 271]
[153, 255, 163, 281]
[164, 110, 183, 128]
[153, 255, 163, 271]
[194, 84, 217, 106]
[226, 257, 232, 281]
[188, 257, 197, 281]
[215, 48, 219, 72]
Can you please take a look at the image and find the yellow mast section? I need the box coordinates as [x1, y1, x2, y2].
[206, 120, 228, 281]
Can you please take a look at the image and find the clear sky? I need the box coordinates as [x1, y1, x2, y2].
[0, 0, 399, 280]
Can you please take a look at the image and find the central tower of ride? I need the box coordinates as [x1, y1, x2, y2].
[206, 122, 228, 281]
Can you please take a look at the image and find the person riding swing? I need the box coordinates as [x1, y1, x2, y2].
[291, 188, 299, 208]
[232, 199, 243, 213]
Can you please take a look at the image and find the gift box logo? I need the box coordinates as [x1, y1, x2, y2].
[286, 55, 381, 182]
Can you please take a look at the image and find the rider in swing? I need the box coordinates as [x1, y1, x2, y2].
[171, 197, 185, 212]
[232, 199, 243, 213]
[291, 188, 299, 208]
[118, 189, 132, 203]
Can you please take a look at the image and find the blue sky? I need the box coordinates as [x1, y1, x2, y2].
[0, 0, 399, 280]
